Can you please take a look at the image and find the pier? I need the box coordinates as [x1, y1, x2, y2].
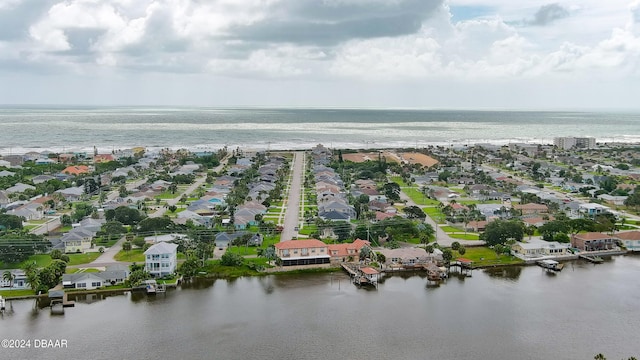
[342, 263, 379, 287]
[579, 254, 604, 264]
[448, 258, 473, 277]
[48, 289, 75, 315]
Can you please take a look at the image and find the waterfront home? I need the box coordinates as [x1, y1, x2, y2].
[144, 242, 178, 277]
[62, 269, 128, 290]
[0, 270, 29, 289]
[511, 240, 570, 258]
[274, 239, 330, 266]
[327, 239, 371, 264]
[0, 191, 9, 208]
[615, 231, 640, 251]
[377, 247, 439, 268]
[571, 232, 617, 252]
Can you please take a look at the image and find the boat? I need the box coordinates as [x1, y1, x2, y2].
[537, 259, 564, 272]
[0, 295, 5, 311]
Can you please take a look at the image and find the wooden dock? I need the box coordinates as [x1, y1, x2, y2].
[342, 264, 379, 287]
[579, 254, 604, 264]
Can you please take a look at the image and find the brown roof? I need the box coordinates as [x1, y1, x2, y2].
[573, 232, 613, 240]
[360, 267, 379, 275]
[514, 203, 548, 210]
[615, 231, 640, 241]
[274, 239, 327, 250]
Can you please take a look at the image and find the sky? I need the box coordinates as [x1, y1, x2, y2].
[0, 0, 639, 109]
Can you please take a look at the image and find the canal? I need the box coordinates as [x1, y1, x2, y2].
[1, 255, 639, 360]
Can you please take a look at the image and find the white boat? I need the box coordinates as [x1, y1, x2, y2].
[537, 259, 564, 272]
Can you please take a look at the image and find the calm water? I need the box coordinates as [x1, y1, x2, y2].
[0, 107, 639, 154]
[1, 256, 640, 360]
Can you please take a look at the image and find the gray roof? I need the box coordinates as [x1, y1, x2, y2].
[144, 242, 178, 255]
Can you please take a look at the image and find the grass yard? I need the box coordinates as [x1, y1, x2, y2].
[0, 289, 36, 297]
[448, 233, 481, 240]
[451, 246, 523, 267]
[66, 252, 102, 266]
[441, 225, 463, 233]
[0, 254, 52, 270]
[114, 249, 146, 263]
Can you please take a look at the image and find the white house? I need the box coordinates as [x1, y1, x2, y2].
[144, 242, 178, 277]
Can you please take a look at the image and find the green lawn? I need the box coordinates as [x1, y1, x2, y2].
[298, 225, 318, 236]
[154, 191, 179, 199]
[448, 233, 481, 240]
[423, 207, 446, 224]
[441, 225, 462, 233]
[451, 246, 523, 267]
[66, 252, 101, 266]
[0, 289, 36, 297]
[114, 249, 146, 262]
[0, 254, 52, 270]
[402, 187, 441, 206]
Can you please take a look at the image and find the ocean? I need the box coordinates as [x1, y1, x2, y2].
[0, 106, 639, 155]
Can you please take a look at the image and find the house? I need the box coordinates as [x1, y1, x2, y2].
[5, 183, 35, 194]
[32, 174, 56, 184]
[571, 232, 616, 252]
[94, 154, 115, 163]
[144, 242, 178, 277]
[62, 165, 90, 176]
[0, 269, 29, 289]
[377, 247, 438, 268]
[61, 270, 127, 290]
[513, 203, 548, 215]
[0, 170, 15, 177]
[597, 194, 627, 206]
[55, 186, 85, 201]
[61, 228, 95, 253]
[0, 191, 9, 208]
[61, 273, 105, 290]
[615, 231, 640, 251]
[274, 239, 330, 266]
[511, 241, 570, 258]
[327, 239, 371, 263]
[578, 203, 611, 217]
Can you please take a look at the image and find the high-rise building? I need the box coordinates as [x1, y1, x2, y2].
[553, 137, 596, 150]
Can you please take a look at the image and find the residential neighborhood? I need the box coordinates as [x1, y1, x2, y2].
[1, 138, 640, 297]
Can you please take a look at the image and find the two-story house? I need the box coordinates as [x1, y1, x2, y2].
[144, 242, 178, 277]
[274, 239, 330, 266]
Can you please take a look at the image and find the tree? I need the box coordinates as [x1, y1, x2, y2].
[403, 205, 426, 219]
[49, 249, 62, 260]
[127, 269, 151, 287]
[0, 214, 24, 230]
[382, 182, 401, 201]
[425, 245, 434, 254]
[122, 241, 132, 251]
[179, 258, 200, 277]
[624, 192, 640, 211]
[2, 270, 14, 289]
[168, 205, 178, 213]
[442, 248, 453, 263]
[100, 221, 126, 240]
[458, 245, 466, 256]
[133, 237, 146, 248]
[481, 220, 524, 246]
[23, 262, 40, 293]
[112, 206, 145, 226]
[451, 241, 461, 251]
[137, 217, 176, 233]
[220, 252, 244, 267]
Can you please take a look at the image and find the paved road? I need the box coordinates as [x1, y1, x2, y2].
[31, 217, 61, 235]
[398, 189, 485, 247]
[280, 151, 305, 242]
[150, 175, 207, 218]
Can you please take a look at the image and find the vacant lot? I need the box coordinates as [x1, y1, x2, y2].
[399, 152, 439, 167]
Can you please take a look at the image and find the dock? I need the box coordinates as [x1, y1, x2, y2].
[448, 258, 474, 277]
[579, 254, 604, 264]
[537, 259, 564, 272]
[48, 289, 75, 315]
[0, 295, 5, 312]
[342, 263, 379, 287]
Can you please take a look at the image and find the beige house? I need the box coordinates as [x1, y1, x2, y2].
[571, 232, 616, 251]
[274, 239, 330, 266]
[511, 241, 570, 258]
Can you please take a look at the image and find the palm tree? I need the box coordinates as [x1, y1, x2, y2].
[2, 270, 15, 289]
[22, 262, 40, 293]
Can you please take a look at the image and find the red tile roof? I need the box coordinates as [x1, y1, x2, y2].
[274, 239, 327, 250]
[327, 239, 371, 257]
[573, 232, 613, 240]
[360, 267, 379, 275]
[62, 165, 90, 175]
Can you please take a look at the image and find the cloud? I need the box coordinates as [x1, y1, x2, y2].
[225, 0, 443, 46]
[526, 3, 569, 26]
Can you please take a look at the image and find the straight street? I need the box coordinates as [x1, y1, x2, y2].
[280, 151, 305, 242]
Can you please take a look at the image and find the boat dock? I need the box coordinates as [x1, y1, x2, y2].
[579, 254, 604, 264]
[342, 263, 379, 287]
[0, 295, 5, 312]
[537, 259, 564, 272]
[48, 289, 75, 314]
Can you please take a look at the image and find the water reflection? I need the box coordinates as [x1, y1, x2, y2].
[483, 266, 523, 280]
